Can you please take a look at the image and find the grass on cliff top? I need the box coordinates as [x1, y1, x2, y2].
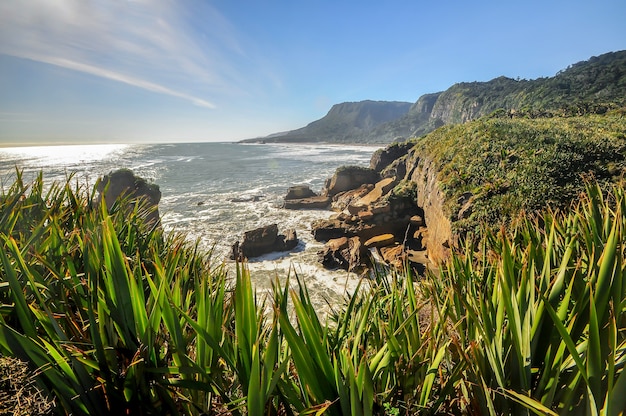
[408, 108, 626, 235]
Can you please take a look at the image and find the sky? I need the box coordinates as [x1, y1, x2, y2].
[0, 0, 625, 145]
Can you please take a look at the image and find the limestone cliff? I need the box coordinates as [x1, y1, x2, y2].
[403, 151, 451, 265]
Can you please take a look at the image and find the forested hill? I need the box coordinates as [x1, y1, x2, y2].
[245, 50, 626, 144]
[241, 100, 412, 144]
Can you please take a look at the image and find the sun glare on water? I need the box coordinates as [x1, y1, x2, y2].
[0, 144, 129, 167]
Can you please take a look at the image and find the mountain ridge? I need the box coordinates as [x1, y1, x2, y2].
[242, 100, 412, 144]
[243, 50, 626, 144]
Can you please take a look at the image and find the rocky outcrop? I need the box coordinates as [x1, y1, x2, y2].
[323, 166, 380, 197]
[231, 224, 299, 260]
[283, 185, 330, 209]
[285, 185, 316, 200]
[96, 169, 161, 225]
[283, 196, 331, 209]
[370, 142, 415, 172]
[318, 236, 364, 271]
[312, 139, 455, 272]
[230, 195, 263, 203]
[312, 174, 426, 273]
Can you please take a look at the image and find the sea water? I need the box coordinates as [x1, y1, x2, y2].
[0, 142, 381, 308]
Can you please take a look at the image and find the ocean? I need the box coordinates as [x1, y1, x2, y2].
[0, 142, 381, 307]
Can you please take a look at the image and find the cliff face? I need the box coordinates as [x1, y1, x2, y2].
[370, 142, 453, 263]
[404, 151, 452, 265]
[243, 100, 412, 144]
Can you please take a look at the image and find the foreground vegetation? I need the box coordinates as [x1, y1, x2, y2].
[1, 171, 625, 415]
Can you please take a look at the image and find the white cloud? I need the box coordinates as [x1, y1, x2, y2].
[0, 0, 249, 108]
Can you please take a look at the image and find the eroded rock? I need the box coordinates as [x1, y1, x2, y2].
[318, 236, 364, 271]
[323, 166, 380, 197]
[232, 224, 298, 260]
[285, 185, 317, 200]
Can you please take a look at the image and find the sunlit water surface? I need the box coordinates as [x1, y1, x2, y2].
[0, 142, 382, 310]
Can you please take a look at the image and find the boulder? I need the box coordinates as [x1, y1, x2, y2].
[96, 169, 161, 225]
[323, 166, 380, 197]
[318, 236, 363, 271]
[277, 228, 299, 252]
[231, 224, 299, 260]
[380, 245, 406, 269]
[285, 185, 317, 200]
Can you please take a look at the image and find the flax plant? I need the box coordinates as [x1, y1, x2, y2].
[0, 171, 233, 414]
[3, 170, 626, 416]
[428, 182, 626, 415]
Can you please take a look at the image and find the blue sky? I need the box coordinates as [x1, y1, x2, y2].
[1, 0, 625, 145]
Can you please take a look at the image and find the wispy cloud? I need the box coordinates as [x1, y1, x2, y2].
[0, 0, 251, 108]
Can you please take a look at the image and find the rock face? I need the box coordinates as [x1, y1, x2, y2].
[231, 224, 299, 260]
[404, 152, 452, 265]
[323, 166, 380, 197]
[96, 169, 161, 225]
[370, 142, 415, 172]
[244, 51, 626, 145]
[283, 185, 330, 209]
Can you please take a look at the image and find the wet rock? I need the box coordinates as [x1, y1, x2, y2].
[232, 224, 299, 260]
[285, 185, 317, 200]
[96, 169, 161, 225]
[318, 236, 363, 271]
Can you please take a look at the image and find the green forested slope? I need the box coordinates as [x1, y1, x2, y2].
[254, 50, 626, 144]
